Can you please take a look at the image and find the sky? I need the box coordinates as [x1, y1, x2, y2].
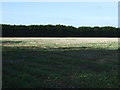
[118, 1, 120, 27]
[2, 2, 118, 27]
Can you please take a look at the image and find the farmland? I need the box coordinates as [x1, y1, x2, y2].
[1, 37, 120, 88]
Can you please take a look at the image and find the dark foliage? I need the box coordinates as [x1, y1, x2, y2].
[2, 24, 120, 37]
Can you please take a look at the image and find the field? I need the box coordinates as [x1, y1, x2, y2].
[1, 37, 120, 88]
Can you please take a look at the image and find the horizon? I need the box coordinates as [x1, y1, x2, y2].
[2, 23, 118, 28]
[2, 2, 118, 27]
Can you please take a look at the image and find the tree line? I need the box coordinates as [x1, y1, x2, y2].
[2, 24, 120, 37]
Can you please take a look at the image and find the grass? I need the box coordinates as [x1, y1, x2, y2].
[1, 37, 120, 88]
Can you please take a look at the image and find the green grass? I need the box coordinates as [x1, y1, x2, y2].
[2, 38, 119, 88]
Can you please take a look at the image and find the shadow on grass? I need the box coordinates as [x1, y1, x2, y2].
[2, 46, 119, 88]
[48, 46, 92, 49]
[1, 41, 22, 44]
[2, 46, 118, 71]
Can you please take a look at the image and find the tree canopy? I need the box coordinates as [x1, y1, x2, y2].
[2, 24, 120, 37]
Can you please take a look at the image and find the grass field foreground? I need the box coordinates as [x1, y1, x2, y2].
[1, 38, 120, 88]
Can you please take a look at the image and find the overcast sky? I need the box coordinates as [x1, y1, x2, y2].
[2, 2, 118, 27]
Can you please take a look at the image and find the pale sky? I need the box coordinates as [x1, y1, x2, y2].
[2, 2, 118, 27]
